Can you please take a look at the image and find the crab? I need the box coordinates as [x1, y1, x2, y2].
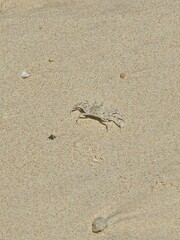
[71, 101, 125, 130]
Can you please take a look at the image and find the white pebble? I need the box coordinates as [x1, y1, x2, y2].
[20, 70, 31, 78]
[92, 217, 108, 233]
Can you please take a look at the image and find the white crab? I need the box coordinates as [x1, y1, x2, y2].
[71, 101, 124, 130]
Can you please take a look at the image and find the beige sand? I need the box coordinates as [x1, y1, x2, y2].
[0, 0, 179, 239]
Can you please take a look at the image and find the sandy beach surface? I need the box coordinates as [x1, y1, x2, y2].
[0, 0, 179, 239]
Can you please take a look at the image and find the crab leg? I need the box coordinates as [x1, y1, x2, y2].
[76, 113, 86, 123]
[101, 121, 109, 131]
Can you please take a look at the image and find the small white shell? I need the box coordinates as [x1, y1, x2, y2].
[92, 217, 108, 233]
[20, 70, 31, 78]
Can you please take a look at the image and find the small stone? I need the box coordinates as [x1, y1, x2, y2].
[120, 72, 126, 79]
[48, 134, 56, 140]
[20, 70, 31, 78]
[92, 217, 108, 233]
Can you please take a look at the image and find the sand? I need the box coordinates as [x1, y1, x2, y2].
[0, 0, 179, 239]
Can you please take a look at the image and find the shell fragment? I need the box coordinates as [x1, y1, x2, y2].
[20, 70, 31, 78]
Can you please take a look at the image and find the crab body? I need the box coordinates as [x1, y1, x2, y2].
[71, 101, 124, 130]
